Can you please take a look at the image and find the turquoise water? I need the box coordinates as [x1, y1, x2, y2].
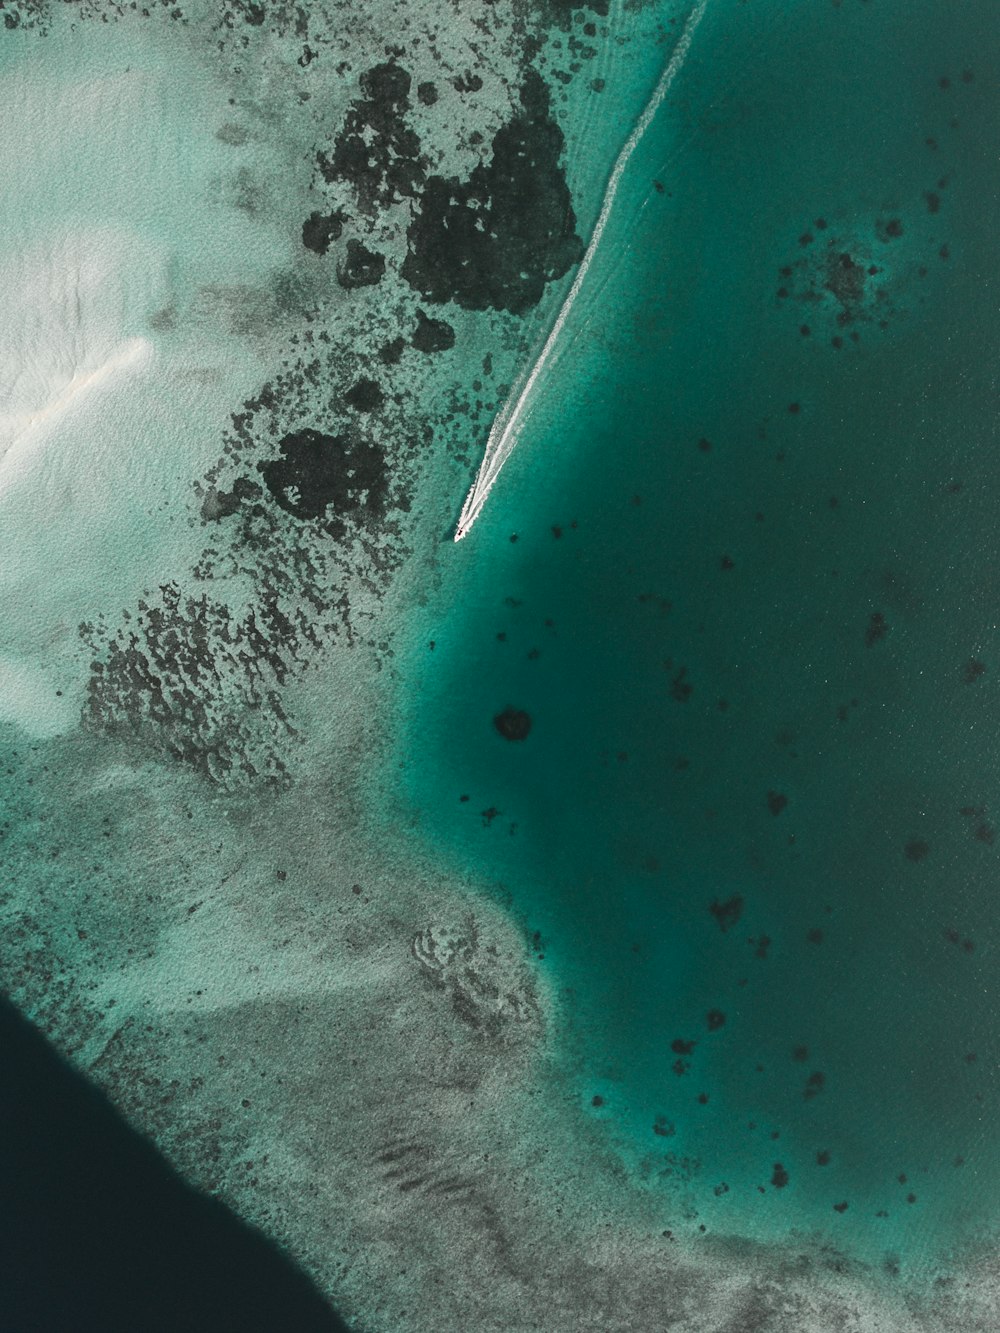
[1, 0, 998, 1324]
[398, 0, 1000, 1273]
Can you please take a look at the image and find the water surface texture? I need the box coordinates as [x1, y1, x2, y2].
[400, 0, 1000, 1283]
[1, 0, 999, 1329]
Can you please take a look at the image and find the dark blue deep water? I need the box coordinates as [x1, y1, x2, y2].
[400, 0, 1000, 1272]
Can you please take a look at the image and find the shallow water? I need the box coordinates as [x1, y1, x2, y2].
[397, 0, 1000, 1277]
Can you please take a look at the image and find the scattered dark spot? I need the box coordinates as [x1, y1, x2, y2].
[767, 791, 788, 816]
[788, 402, 800, 414]
[771, 1163, 789, 1189]
[417, 81, 438, 105]
[670, 667, 692, 703]
[833, 1201, 849, 1213]
[653, 1115, 675, 1137]
[865, 612, 887, 647]
[697, 437, 712, 452]
[592, 1094, 604, 1107]
[753, 935, 772, 961]
[925, 192, 941, 214]
[804, 1071, 826, 1099]
[876, 217, 904, 241]
[493, 707, 532, 741]
[706, 1009, 726, 1031]
[807, 928, 823, 945]
[904, 839, 930, 863]
[963, 658, 986, 684]
[816, 1150, 831, 1166]
[792, 1045, 808, 1062]
[710, 896, 743, 933]
[671, 1038, 696, 1056]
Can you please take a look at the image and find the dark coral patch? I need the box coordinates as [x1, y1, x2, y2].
[343, 378, 384, 412]
[258, 427, 388, 530]
[401, 71, 583, 313]
[336, 239, 386, 290]
[494, 707, 532, 741]
[301, 209, 345, 255]
[411, 308, 455, 354]
[318, 60, 425, 215]
[709, 895, 743, 932]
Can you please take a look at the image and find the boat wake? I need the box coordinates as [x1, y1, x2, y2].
[454, 0, 709, 541]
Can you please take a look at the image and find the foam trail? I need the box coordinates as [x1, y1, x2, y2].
[454, 0, 708, 541]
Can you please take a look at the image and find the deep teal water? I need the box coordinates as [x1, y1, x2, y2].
[399, 0, 1000, 1272]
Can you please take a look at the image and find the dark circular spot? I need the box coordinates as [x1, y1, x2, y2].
[343, 377, 384, 412]
[301, 209, 346, 255]
[412, 308, 455, 354]
[494, 707, 532, 741]
[336, 239, 386, 289]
